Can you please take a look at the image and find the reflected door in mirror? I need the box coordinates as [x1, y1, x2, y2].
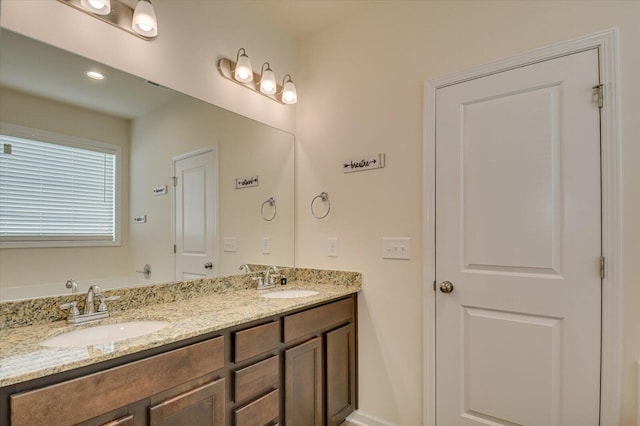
[174, 148, 218, 280]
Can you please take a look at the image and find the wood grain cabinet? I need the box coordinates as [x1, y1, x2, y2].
[149, 378, 225, 426]
[285, 338, 323, 426]
[1, 295, 357, 426]
[283, 298, 357, 426]
[8, 337, 225, 426]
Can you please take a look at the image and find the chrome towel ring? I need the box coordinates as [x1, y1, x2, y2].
[311, 192, 330, 219]
[261, 197, 277, 221]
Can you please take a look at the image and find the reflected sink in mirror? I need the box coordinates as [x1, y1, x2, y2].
[40, 321, 169, 348]
[261, 289, 319, 299]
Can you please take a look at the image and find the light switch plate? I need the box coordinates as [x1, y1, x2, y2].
[223, 237, 237, 252]
[328, 237, 338, 257]
[382, 237, 411, 260]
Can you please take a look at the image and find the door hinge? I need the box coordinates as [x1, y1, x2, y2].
[173, 244, 177, 254]
[593, 84, 604, 108]
[170, 176, 177, 187]
[600, 256, 605, 279]
[433, 280, 436, 292]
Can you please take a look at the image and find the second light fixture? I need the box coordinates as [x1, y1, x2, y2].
[218, 48, 297, 105]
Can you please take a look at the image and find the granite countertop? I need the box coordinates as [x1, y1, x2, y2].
[0, 278, 360, 388]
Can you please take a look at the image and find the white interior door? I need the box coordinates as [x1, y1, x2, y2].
[435, 49, 602, 425]
[174, 148, 218, 280]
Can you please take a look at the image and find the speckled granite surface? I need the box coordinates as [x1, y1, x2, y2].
[0, 268, 361, 387]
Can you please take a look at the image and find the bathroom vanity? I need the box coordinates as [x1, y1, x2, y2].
[0, 269, 360, 426]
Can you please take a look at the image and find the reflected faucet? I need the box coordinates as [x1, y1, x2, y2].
[65, 279, 78, 294]
[239, 264, 252, 273]
[84, 285, 102, 314]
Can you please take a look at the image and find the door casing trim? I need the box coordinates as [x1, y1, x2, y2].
[422, 28, 621, 426]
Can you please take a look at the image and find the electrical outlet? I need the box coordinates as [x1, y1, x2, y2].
[382, 237, 411, 260]
[262, 237, 271, 254]
[328, 237, 338, 257]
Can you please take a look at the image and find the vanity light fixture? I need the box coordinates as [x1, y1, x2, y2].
[132, 0, 158, 38]
[57, 0, 159, 40]
[218, 48, 298, 105]
[80, 0, 110, 15]
[259, 63, 277, 95]
[234, 48, 253, 83]
[280, 74, 297, 105]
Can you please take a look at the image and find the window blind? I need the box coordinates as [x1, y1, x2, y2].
[0, 134, 116, 243]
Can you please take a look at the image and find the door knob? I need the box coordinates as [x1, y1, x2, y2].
[204, 262, 213, 269]
[440, 281, 454, 293]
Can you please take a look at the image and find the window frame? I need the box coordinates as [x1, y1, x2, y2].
[0, 122, 122, 249]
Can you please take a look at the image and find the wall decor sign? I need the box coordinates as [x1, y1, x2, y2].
[235, 175, 259, 189]
[153, 185, 167, 195]
[343, 153, 385, 173]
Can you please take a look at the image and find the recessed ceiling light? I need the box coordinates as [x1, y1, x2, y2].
[85, 70, 106, 80]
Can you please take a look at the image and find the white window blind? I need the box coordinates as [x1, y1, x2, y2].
[0, 131, 117, 246]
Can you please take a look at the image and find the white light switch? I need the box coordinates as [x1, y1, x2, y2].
[223, 237, 237, 252]
[328, 237, 338, 257]
[262, 237, 271, 254]
[382, 237, 411, 260]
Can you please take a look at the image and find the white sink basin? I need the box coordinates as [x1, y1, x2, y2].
[41, 320, 170, 348]
[262, 289, 319, 299]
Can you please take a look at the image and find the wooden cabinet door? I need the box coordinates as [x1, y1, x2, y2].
[326, 324, 356, 426]
[285, 338, 322, 426]
[149, 378, 225, 426]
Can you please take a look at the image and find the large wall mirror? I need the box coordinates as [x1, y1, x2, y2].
[0, 29, 295, 301]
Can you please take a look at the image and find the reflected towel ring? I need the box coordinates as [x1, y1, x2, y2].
[311, 192, 330, 219]
[261, 197, 277, 221]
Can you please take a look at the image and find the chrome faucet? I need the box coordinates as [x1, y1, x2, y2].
[239, 264, 252, 273]
[84, 285, 102, 314]
[65, 279, 78, 294]
[264, 265, 279, 287]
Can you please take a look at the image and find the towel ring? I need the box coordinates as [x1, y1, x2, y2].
[311, 192, 330, 219]
[261, 197, 277, 221]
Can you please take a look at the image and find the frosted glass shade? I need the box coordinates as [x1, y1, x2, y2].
[132, 0, 158, 38]
[80, 0, 111, 15]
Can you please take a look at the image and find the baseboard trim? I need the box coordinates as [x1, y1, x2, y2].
[346, 410, 396, 426]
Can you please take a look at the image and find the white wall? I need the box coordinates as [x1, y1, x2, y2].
[0, 0, 297, 133]
[295, 1, 639, 425]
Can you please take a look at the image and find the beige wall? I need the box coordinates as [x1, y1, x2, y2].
[295, 1, 639, 424]
[130, 96, 294, 281]
[0, 86, 131, 291]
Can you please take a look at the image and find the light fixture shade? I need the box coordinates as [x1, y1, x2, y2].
[234, 50, 253, 83]
[132, 0, 158, 38]
[80, 0, 111, 15]
[281, 76, 297, 105]
[259, 64, 277, 95]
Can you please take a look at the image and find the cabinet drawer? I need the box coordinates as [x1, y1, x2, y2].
[284, 298, 353, 343]
[10, 336, 224, 426]
[234, 388, 279, 426]
[234, 321, 280, 363]
[149, 378, 225, 426]
[234, 355, 279, 403]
